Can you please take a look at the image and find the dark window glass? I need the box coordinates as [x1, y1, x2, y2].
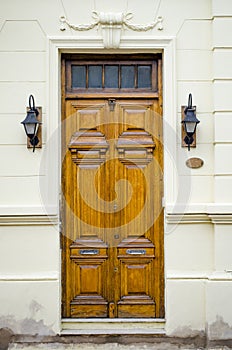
[121, 65, 135, 88]
[105, 65, 119, 88]
[88, 65, 102, 88]
[138, 65, 152, 88]
[72, 66, 86, 88]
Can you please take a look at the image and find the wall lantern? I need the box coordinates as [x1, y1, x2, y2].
[181, 93, 200, 151]
[21, 95, 42, 152]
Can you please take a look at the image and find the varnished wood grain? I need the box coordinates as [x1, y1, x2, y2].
[61, 55, 164, 319]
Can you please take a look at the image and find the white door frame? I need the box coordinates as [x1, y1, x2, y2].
[46, 35, 176, 332]
[46, 35, 177, 214]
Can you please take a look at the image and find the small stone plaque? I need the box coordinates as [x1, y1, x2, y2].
[186, 157, 204, 169]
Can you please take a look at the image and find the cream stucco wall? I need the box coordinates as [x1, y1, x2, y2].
[0, 0, 232, 340]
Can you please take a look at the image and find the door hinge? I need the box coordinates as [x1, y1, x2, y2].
[108, 99, 116, 111]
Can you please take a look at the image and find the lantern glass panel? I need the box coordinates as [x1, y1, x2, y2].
[24, 123, 39, 137]
[185, 122, 196, 134]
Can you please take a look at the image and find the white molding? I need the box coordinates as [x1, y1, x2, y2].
[166, 202, 209, 213]
[208, 214, 232, 224]
[61, 318, 165, 335]
[59, 11, 163, 49]
[166, 203, 232, 224]
[0, 215, 58, 226]
[209, 271, 232, 281]
[167, 270, 211, 280]
[0, 205, 58, 216]
[167, 270, 232, 281]
[0, 272, 59, 281]
[1, 202, 231, 225]
[47, 34, 177, 209]
[166, 213, 210, 224]
[61, 329, 165, 335]
[207, 203, 232, 213]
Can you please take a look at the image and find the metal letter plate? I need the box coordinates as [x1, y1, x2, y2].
[79, 249, 99, 255]
[126, 249, 146, 255]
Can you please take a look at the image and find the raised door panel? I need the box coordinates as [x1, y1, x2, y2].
[113, 100, 163, 318]
[62, 100, 111, 317]
[70, 246, 108, 317]
[117, 238, 156, 318]
[62, 98, 164, 318]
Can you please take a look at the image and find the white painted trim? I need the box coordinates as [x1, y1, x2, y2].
[61, 318, 165, 335]
[167, 270, 232, 281]
[207, 203, 232, 213]
[2, 211, 231, 226]
[166, 203, 232, 224]
[47, 34, 177, 208]
[166, 203, 210, 213]
[47, 35, 176, 333]
[62, 318, 165, 323]
[209, 215, 232, 224]
[167, 271, 211, 280]
[0, 214, 58, 226]
[0, 205, 58, 216]
[0, 272, 59, 281]
[166, 213, 210, 224]
[61, 329, 166, 335]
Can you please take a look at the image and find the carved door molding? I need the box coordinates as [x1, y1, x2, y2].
[61, 54, 164, 319]
[117, 129, 156, 168]
[69, 129, 108, 168]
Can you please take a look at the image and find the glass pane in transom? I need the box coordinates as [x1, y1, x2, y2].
[121, 65, 135, 88]
[88, 65, 103, 88]
[138, 65, 152, 89]
[105, 65, 119, 88]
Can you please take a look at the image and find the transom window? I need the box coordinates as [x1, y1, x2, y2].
[71, 64, 153, 89]
[64, 55, 159, 94]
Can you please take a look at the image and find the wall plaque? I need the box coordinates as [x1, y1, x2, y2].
[186, 157, 204, 169]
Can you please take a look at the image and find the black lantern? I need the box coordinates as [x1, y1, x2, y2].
[21, 95, 41, 152]
[182, 94, 200, 151]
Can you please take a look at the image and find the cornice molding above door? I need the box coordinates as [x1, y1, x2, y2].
[59, 11, 163, 49]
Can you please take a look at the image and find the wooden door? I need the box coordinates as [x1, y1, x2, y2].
[61, 55, 164, 319]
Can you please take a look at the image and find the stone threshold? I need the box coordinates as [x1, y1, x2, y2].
[61, 318, 166, 335]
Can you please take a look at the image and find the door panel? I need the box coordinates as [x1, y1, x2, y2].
[62, 98, 164, 318]
[70, 245, 108, 317]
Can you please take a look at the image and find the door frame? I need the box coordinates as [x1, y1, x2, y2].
[46, 35, 176, 331]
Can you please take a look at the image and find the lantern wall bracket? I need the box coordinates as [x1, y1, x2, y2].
[181, 93, 200, 150]
[26, 106, 42, 150]
[21, 94, 42, 152]
[181, 105, 197, 149]
[59, 11, 163, 49]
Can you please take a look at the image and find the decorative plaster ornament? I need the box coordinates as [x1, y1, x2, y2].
[60, 11, 163, 49]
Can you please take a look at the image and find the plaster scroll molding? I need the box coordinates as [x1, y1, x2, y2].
[60, 11, 163, 49]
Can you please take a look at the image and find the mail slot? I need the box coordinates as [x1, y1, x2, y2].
[126, 249, 146, 255]
[79, 249, 99, 255]
[117, 246, 155, 258]
[70, 244, 108, 259]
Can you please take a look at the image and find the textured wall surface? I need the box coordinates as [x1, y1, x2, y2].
[0, 0, 232, 342]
